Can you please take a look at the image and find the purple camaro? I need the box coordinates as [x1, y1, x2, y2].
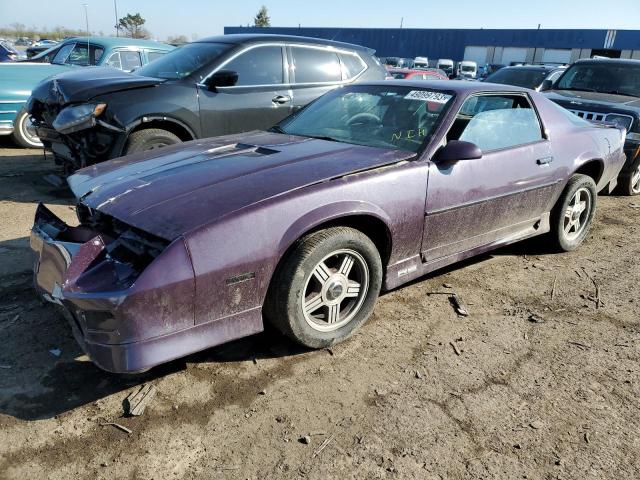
[31, 81, 626, 373]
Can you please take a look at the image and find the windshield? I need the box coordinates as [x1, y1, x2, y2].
[461, 65, 475, 72]
[136, 42, 232, 80]
[278, 85, 454, 153]
[51, 43, 104, 66]
[556, 63, 640, 97]
[485, 68, 548, 88]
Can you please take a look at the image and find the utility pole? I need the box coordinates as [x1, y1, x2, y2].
[400, 17, 404, 28]
[83, 4, 90, 64]
[114, 0, 119, 37]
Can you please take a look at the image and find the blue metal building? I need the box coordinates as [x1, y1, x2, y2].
[224, 26, 640, 65]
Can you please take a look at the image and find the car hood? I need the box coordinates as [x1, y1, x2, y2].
[0, 62, 72, 101]
[29, 66, 164, 105]
[68, 131, 414, 240]
[545, 89, 640, 111]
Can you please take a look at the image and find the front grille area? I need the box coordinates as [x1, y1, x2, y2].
[568, 109, 606, 122]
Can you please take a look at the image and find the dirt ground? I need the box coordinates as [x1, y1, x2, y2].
[0, 138, 638, 480]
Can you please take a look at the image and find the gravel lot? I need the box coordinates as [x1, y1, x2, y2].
[0, 138, 638, 479]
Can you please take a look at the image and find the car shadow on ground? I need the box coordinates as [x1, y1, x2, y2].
[0, 232, 564, 421]
[0, 237, 307, 421]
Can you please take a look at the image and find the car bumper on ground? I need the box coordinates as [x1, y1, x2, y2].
[30, 204, 263, 373]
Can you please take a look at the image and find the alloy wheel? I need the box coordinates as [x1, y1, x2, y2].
[563, 187, 592, 241]
[631, 164, 640, 195]
[302, 249, 369, 332]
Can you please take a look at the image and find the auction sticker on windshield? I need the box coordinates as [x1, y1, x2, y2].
[405, 90, 452, 103]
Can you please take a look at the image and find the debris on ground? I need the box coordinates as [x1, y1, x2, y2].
[299, 435, 311, 445]
[100, 422, 132, 434]
[48, 348, 61, 357]
[449, 294, 469, 317]
[449, 341, 462, 356]
[527, 313, 544, 323]
[312, 434, 335, 458]
[530, 420, 544, 430]
[123, 384, 157, 417]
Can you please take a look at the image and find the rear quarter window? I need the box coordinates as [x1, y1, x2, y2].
[291, 47, 342, 84]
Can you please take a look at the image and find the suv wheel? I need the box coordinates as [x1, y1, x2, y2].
[124, 128, 181, 155]
[616, 158, 640, 196]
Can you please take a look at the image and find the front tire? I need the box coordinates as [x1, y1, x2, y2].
[11, 108, 42, 148]
[615, 157, 640, 196]
[124, 128, 181, 155]
[549, 174, 597, 252]
[264, 227, 383, 349]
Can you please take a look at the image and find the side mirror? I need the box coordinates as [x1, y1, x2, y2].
[539, 79, 553, 91]
[433, 140, 482, 163]
[206, 70, 238, 90]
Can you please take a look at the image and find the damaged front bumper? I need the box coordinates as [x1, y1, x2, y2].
[31, 203, 197, 373]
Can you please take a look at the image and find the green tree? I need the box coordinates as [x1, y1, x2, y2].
[253, 6, 270, 27]
[117, 13, 149, 39]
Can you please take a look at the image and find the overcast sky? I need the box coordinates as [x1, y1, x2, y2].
[2, 0, 640, 40]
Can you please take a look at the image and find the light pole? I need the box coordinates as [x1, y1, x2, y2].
[82, 3, 89, 64]
[114, 0, 119, 37]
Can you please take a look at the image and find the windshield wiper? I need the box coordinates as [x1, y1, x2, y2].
[560, 87, 599, 93]
[601, 90, 640, 98]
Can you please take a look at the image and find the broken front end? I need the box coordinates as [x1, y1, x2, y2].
[29, 99, 127, 173]
[31, 203, 196, 373]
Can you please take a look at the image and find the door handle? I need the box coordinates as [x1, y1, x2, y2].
[272, 95, 291, 105]
[536, 156, 554, 165]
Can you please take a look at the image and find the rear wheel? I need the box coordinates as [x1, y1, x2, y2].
[615, 157, 640, 196]
[264, 227, 382, 349]
[11, 108, 42, 148]
[124, 128, 181, 155]
[549, 174, 597, 251]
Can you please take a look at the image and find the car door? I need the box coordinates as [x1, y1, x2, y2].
[422, 93, 561, 262]
[286, 45, 361, 113]
[198, 44, 293, 136]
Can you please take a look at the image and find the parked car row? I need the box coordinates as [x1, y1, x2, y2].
[0, 37, 174, 147]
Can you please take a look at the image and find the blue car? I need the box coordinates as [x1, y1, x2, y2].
[0, 36, 173, 147]
[0, 41, 20, 62]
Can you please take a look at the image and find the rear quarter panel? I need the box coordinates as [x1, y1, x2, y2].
[531, 91, 624, 192]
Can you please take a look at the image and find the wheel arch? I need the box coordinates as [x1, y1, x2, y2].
[573, 158, 605, 186]
[126, 116, 196, 142]
[276, 204, 393, 269]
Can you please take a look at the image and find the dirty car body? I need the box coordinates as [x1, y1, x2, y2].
[31, 81, 626, 373]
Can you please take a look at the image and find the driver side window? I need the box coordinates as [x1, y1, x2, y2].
[223, 46, 284, 86]
[447, 94, 543, 151]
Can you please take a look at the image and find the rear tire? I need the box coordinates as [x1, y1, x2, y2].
[124, 128, 181, 155]
[549, 174, 597, 252]
[615, 157, 640, 196]
[11, 108, 42, 148]
[264, 227, 382, 349]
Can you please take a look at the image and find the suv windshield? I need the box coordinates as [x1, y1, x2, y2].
[556, 62, 640, 97]
[278, 85, 454, 153]
[485, 68, 549, 88]
[136, 42, 232, 80]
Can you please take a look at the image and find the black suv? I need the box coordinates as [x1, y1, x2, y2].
[544, 58, 640, 195]
[28, 34, 387, 171]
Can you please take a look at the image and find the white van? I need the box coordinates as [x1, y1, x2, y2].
[436, 59, 454, 78]
[414, 56, 429, 69]
[458, 60, 478, 79]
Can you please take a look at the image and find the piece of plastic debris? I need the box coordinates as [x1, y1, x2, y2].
[49, 349, 61, 357]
